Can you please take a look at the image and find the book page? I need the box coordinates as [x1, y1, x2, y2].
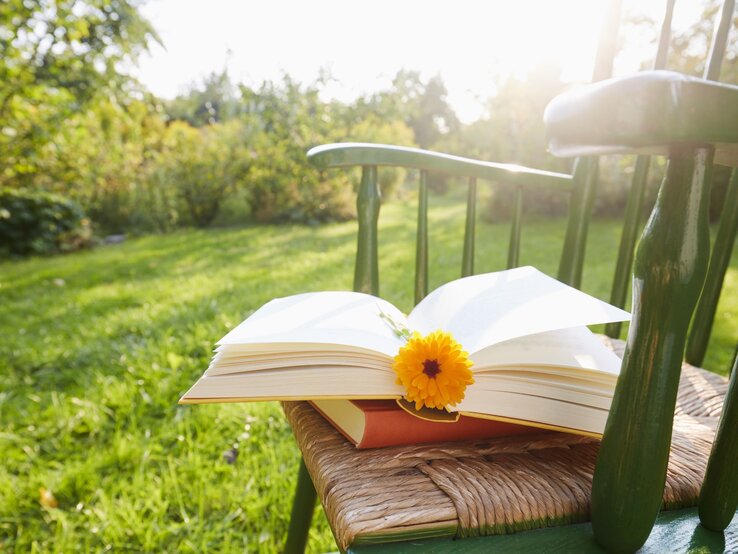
[206, 355, 390, 376]
[217, 291, 406, 357]
[181, 365, 403, 401]
[457, 391, 609, 435]
[408, 266, 629, 354]
[471, 327, 622, 376]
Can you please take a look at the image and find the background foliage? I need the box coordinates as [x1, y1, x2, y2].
[0, 187, 90, 254]
[1, 1, 736, 241]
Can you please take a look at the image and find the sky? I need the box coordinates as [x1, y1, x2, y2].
[133, 0, 706, 122]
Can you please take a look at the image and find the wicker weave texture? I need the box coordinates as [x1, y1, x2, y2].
[283, 338, 728, 550]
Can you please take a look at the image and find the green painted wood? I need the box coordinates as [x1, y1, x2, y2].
[606, 0, 674, 339]
[590, 0, 622, 82]
[347, 507, 738, 553]
[544, 71, 738, 167]
[461, 177, 477, 277]
[415, 170, 429, 305]
[557, 157, 598, 289]
[354, 166, 380, 296]
[653, 0, 676, 69]
[555, 0, 619, 290]
[351, 524, 457, 548]
[591, 148, 713, 553]
[683, 0, 738, 364]
[307, 143, 574, 191]
[605, 155, 651, 338]
[507, 186, 523, 269]
[704, 0, 736, 82]
[700, 350, 738, 531]
[284, 457, 318, 554]
[687, 168, 738, 366]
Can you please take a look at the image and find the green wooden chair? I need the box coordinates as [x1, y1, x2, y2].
[600, 0, 738, 361]
[543, 0, 738, 548]
[282, 1, 738, 552]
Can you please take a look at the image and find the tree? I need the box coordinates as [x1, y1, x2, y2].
[365, 70, 459, 150]
[166, 70, 240, 127]
[0, 0, 158, 187]
[667, 1, 737, 83]
[237, 76, 355, 224]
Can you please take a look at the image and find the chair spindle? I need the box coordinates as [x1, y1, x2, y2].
[507, 186, 523, 269]
[591, 0, 623, 82]
[698, 345, 738, 531]
[557, 0, 622, 289]
[354, 165, 380, 296]
[557, 156, 598, 289]
[284, 458, 317, 554]
[606, 0, 675, 338]
[704, 0, 736, 82]
[462, 177, 477, 277]
[684, 0, 737, 363]
[606, 156, 651, 337]
[415, 170, 429, 304]
[687, 168, 738, 366]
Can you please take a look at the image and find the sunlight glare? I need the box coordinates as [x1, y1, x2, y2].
[135, 0, 707, 122]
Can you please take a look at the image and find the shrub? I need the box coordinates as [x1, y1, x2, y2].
[248, 137, 355, 224]
[159, 121, 251, 228]
[240, 79, 356, 224]
[0, 188, 91, 255]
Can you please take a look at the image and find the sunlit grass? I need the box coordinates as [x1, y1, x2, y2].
[0, 197, 735, 552]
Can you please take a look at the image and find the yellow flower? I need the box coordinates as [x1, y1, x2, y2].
[392, 330, 474, 411]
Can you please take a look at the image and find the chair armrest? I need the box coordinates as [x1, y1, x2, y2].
[307, 143, 573, 191]
[544, 70, 738, 167]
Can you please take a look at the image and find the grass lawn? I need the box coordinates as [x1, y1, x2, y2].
[1, 197, 736, 552]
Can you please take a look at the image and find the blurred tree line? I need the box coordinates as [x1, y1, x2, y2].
[1, 0, 735, 243]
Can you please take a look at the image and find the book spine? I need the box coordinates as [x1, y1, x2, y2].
[358, 411, 537, 449]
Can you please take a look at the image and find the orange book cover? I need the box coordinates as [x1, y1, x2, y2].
[310, 399, 542, 449]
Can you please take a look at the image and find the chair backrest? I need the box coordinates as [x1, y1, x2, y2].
[601, 0, 738, 371]
[308, 0, 733, 367]
[307, 0, 625, 306]
[308, 143, 580, 303]
[544, 0, 737, 550]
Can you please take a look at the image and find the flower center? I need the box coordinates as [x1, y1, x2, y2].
[422, 358, 441, 378]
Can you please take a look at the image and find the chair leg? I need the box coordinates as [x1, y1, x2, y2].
[284, 456, 317, 554]
[591, 148, 713, 552]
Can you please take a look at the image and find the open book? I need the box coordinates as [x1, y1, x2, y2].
[180, 266, 630, 436]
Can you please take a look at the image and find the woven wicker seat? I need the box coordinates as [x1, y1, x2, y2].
[283, 338, 728, 551]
